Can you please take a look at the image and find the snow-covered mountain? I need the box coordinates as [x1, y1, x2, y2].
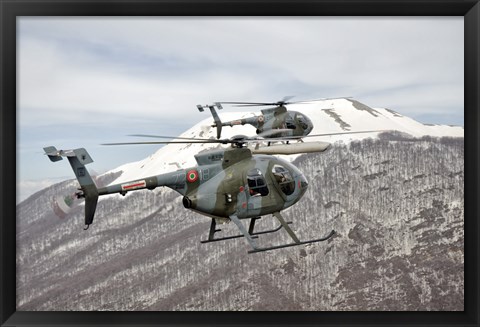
[16, 99, 464, 311]
[108, 98, 463, 184]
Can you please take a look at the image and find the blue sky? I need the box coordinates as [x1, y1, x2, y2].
[17, 17, 464, 202]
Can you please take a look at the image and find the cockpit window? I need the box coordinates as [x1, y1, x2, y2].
[247, 168, 269, 196]
[271, 164, 295, 195]
[285, 115, 297, 129]
[296, 114, 309, 130]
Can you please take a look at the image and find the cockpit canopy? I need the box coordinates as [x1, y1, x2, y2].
[296, 113, 310, 130]
[247, 164, 297, 197]
[285, 114, 297, 129]
[271, 164, 295, 195]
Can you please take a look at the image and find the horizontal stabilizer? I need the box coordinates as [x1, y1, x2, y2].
[43, 146, 63, 162]
[43, 146, 94, 165]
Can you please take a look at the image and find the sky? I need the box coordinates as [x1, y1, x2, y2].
[17, 17, 464, 203]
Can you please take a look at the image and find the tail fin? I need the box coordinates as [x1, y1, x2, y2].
[197, 103, 223, 139]
[43, 146, 99, 229]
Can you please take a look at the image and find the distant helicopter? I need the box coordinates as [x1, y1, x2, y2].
[197, 96, 351, 140]
[44, 134, 340, 254]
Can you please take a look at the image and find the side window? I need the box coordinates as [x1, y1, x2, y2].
[272, 164, 295, 195]
[247, 168, 269, 196]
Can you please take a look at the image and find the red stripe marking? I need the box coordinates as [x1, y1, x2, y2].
[123, 182, 145, 189]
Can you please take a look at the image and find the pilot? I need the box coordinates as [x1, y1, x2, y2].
[249, 188, 261, 196]
[274, 173, 286, 184]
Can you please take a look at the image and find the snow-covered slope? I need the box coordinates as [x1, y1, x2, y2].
[108, 99, 463, 184]
[17, 134, 464, 311]
[17, 99, 464, 311]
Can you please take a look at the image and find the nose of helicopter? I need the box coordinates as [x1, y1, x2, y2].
[305, 116, 314, 135]
[298, 174, 309, 193]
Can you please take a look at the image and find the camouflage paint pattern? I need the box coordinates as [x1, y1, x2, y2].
[221, 106, 314, 138]
[96, 146, 309, 222]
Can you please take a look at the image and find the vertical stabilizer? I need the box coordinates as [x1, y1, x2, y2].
[43, 147, 99, 228]
[197, 103, 223, 139]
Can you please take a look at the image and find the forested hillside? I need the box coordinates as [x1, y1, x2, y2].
[16, 135, 464, 311]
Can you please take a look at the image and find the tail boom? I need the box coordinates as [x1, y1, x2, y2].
[97, 171, 186, 197]
[44, 146, 188, 228]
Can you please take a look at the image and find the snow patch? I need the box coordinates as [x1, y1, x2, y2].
[103, 99, 463, 185]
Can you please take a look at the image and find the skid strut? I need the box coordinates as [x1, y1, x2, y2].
[201, 212, 335, 253]
[245, 211, 335, 253]
[200, 217, 293, 244]
[248, 229, 336, 254]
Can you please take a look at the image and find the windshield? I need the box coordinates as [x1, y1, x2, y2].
[296, 114, 310, 130]
[271, 164, 295, 195]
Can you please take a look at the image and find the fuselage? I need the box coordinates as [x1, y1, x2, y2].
[180, 147, 309, 219]
[258, 109, 314, 137]
[222, 108, 314, 138]
[98, 147, 309, 220]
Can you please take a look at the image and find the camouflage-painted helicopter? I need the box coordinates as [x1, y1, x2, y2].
[197, 96, 351, 140]
[44, 134, 340, 253]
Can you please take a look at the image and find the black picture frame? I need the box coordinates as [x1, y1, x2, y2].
[1, 1, 478, 326]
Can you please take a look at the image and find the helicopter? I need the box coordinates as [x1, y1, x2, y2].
[197, 96, 351, 140]
[43, 134, 340, 254]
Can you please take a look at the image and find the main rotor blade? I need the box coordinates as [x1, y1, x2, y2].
[296, 96, 353, 103]
[280, 95, 295, 102]
[253, 130, 391, 142]
[218, 96, 352, 107]
[128, 134, 214, 141]
[303, 129, 390, 138]
[101, 140, 228, 146]
[255, 129, 292, 138]
[218, 101, 275, 107]
[231, 104, 275, 107]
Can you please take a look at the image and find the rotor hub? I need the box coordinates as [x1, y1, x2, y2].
[229, 135, 249, 148]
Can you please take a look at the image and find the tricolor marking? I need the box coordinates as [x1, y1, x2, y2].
[186, 169, 199, 183]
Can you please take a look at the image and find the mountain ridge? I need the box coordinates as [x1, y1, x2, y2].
[104, 98, 463, 185]
[16, 99, 464, 311]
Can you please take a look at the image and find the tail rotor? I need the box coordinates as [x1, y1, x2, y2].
[197, 103, 224, 139]
[43, 146, 99, 229]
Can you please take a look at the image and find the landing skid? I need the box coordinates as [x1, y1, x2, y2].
[248, 230, 336, 253]
[201, 212, 336, 253]
[200, 217, 293, 244]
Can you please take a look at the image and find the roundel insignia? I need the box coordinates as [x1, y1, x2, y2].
[186, 169, 199, 183]
[257, 115, 265, 123]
